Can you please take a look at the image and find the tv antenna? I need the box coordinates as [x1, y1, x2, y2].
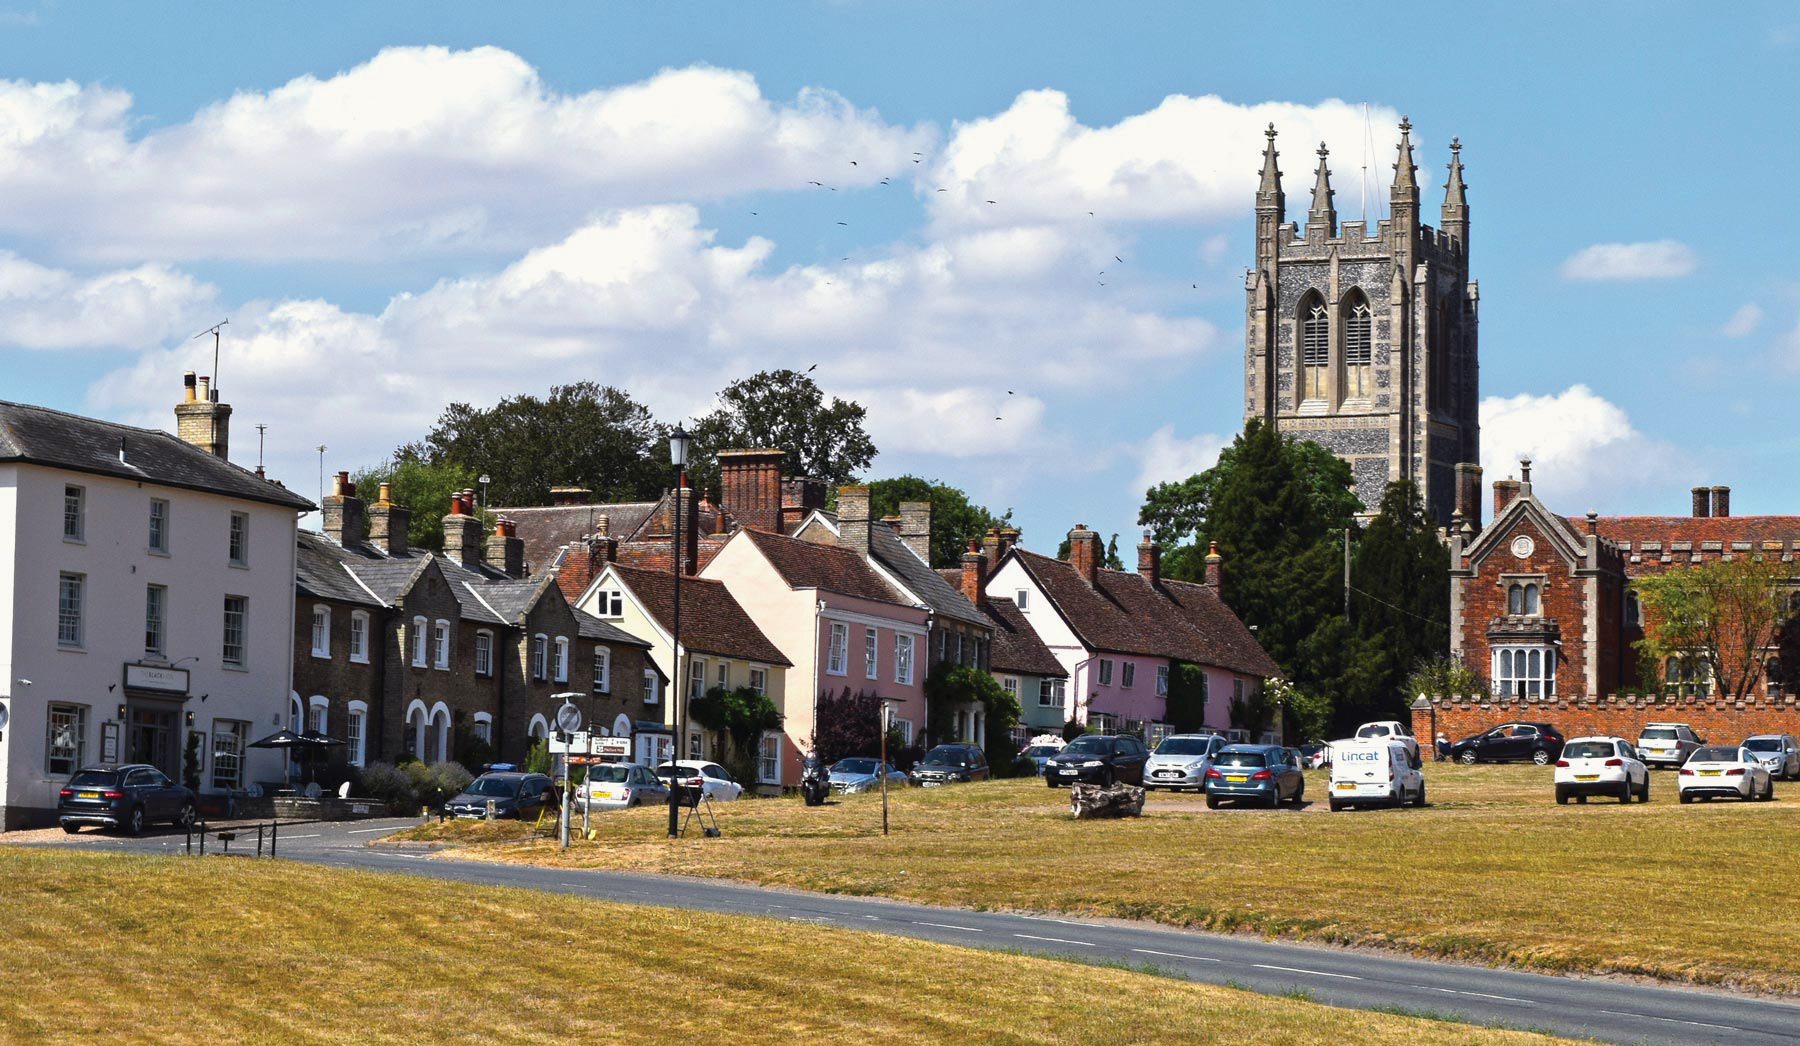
[256, 424, 268, 469]
[193, 320, 229, 397]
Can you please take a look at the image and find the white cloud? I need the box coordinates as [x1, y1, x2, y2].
[0, 47, 930, 262]
[1721, 303, 1763, 337]
[1133, 425, 1226, 494]
[926, 90, 1412, 230]
[1479, 385, 1673, 512]
[1558, 240, 1697, 281]
[0, 251, 214, 348]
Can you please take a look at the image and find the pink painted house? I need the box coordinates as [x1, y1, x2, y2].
[701, 527, 929, 786]
[984, 526, 1279, 744]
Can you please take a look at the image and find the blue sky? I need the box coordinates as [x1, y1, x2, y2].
[3, 3, 1798, 549]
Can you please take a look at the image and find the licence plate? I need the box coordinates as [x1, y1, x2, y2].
[1225, 775, 1247, 783]
[1335, 782, 1355, 790]
[1058, 769, 1077, 775]
[1156, 771, 1178, 777]
[77, 791, 99, 799]
[1700, 770, 1721, 777]
[1576, 775, 1599, 781]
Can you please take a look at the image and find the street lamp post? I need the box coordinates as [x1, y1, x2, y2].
[666, 426, 691, 839]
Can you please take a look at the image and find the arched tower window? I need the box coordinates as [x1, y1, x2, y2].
[1299, 294, 1328, 404]
[1343, 290, 1372, 399]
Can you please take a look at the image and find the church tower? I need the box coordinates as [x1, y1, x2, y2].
[1244, 118, 1479, 526]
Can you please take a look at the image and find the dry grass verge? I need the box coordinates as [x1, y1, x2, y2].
[0, 848, 1573, 1045]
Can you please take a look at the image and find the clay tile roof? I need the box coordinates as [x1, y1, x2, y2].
[1589, 516, 1800, 549]
[1014, 549, 1279, 678]
[741, 528, 907, 605]
[980, 598, 1066, 678]
[607, 563, 790, 666]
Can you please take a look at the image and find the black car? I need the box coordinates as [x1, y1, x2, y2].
[908, 744, 990, 786]
[57, 764, 196, 835]
[1044, 734, 1149, 787]
[1449, 722, 1565, 765]
[442, 771, 558, 819]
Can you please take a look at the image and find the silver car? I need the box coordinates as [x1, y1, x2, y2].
[578, 763, 670, 811]
[827, 757, 908, 794]
[1144, 733, 1226, 792]
[1743, 734, 1800, 780]
[1636, 723, 1703, 769]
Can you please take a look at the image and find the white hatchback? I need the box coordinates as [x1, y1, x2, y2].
[656, 760, 745, 802]
[1677, 746, 1774, 803]
[1553, 736, 1649, 805]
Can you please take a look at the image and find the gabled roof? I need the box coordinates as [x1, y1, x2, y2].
[295, 532, 383, 607]
[980, 597, 1067, 678]
[605, 563, 790, 666]
[737, 528, 907, 605]
[498, 501, 659, 574]
[0, 400, 315, 511]
[867, 524, 986, 627]
[1464, 486, 1586, 567]
[1009, 548, 1279, 678]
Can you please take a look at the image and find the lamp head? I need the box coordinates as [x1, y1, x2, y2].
[669, 426, 691, 468]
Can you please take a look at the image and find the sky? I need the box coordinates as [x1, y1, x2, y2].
[3, 3, 1798, 551]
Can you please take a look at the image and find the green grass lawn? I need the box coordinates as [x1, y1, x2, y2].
[0, 848, 1576, 1045]
[398, 763, 1800, 993]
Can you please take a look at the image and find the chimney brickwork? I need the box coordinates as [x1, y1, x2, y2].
[174, 371, 232, 459]
[322, 471, 368, 547]
[719, 449, 785, 532]
[443, 488, 484, 568]
[838, 485, 872, 553]
[1711, 485, 1731, 518]
[1137, 535, 1161, 586]
[1493, 479, 1521, 518]
[780, 476, 827, 534]
[486, 518, 526, 578]
[1691, 487, 1711, 518]
[960, 541, 987, 608]
[898, 501, 933, 564]
[367, 482, 411, 556]
[1204, 541, 1223, 589]
[1067, 525, 1100, 586]
[1454, 463, 1484, 533]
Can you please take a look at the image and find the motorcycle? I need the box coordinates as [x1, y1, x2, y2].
[801, 752, 829, 807]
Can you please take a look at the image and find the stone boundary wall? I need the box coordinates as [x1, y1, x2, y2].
[1410, 693, 1800, 746]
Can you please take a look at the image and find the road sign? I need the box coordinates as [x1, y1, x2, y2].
[555, 701, 583, 734]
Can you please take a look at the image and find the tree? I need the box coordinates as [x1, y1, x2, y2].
[409, 382, 668, 507]
[923, 663, 1022, 775]
[350, 457, 481, 553]
[690, 685, 782, 787]
[813, 687, 886, 766]
[1405, 654, 1488, 701]
[1163, 663, 1211, 733]
[688, 369, 876, 497]
[867, 476, 1010, 568]
[1342, 481, 1450, 722]
[1632, 558, 1797, 700]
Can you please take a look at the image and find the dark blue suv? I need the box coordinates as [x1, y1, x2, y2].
[58, 764, 197, 835]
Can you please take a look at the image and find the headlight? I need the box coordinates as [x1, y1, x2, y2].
[1082, 760, 1102, 767]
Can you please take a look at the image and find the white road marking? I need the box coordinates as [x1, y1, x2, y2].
[1253, 963, 1360, 980]
[371, 851, 427, 860]
[559, 883, 580, 888]
[281, 834, 321, 840]
[916, 922, 984, 932]
[1430, 987, 1530, 1004]
[1013, 933, 1094, 947]
[347, 827, 394, 834]
[1132, 948, 1220, 963]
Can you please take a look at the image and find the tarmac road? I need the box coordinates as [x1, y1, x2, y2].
[27, 818, 1800, 1045]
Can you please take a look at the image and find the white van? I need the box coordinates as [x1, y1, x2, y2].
[1328, 739, 1425, 811]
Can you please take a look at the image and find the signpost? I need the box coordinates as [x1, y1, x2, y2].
[553, 696, 583, 850]
[879, 700, 891, 837]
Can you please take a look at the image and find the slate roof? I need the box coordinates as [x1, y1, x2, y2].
[500, 501, 659, 575]
[295, 532, 383, 607]
[980, 598, 1067, 678]
[607, 563, 791, 666]
[0, 400, 314, 511]
[1011, 549, 1280, 678]
[867, 524, 987, 627]
[739, 528, 907, 605]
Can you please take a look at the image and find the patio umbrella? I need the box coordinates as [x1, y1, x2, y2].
[249, 729, 345, 786]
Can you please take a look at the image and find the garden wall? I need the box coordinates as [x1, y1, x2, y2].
[1410, 693, 1800, 746]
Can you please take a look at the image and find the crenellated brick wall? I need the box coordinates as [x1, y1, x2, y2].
[1411, 693, 1800, 746]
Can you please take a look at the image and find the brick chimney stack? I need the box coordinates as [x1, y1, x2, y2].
[549, 487, 593, 506]
[719, 449, 784, 532]
[174, 370, 232, 459]
[1067, 524, 1100, 586]
[1494, 478, 1521, 518]
[838, 485, 872, 553]
[443, 488, 484, 568]
[322, 471, 368, 546]
[486, 518, 525, 578]
[960, 540, 987, 608]
[1204, 541, 1223, 590]
[780, 476, 827, 533]
[1137, 531, 1161, 586]
[898, 501, 933, 563]
[1454, 463, 1484, 533]
[1711, 486, 1730, 518]
[1691, 487, 1711, 518]
[367, 482, 411, 556]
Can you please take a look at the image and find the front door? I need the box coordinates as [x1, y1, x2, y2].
[127, 705, 180, 778]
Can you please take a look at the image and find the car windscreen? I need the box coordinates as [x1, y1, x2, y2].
[466, 777, 520, 797]
[1214, 751, 1266, 768]
[1062, 737, 1110, 755]
[1561, 741, 1615, 759]
[1356, 725, 1390, 737]
[587, 765, 632, 784]
[922, 747, 972, 767]
[834, 758, 878, 774]
[1689, 747, 1739, 763]
[1155, 738, 1213, 756]
[67, 769, 117, 787]
[1025, 746, 1061, 757]
[1640, 727, 1678, 740]
[1744, 738, 1782, 752]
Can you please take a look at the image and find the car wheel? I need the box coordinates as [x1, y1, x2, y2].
[124, 805, 145, 836]
[1575, 795, 1586, 805]
[1412, 783, 1426, 808]
[1619, 781, 1632, 804]
[1387, 788, 1400, 809]
[1205, 795, 1220, 810]
[1555, 788, 1568, 805]
[174, 802, 196, 829]
[1292, 781, 1305, 805]
[1638, 778, 1651, 802]
[1046, 778, 1060, 789]
[1678, 792, 1692, 804]
[1100, 768, 1115, 787]
[60, 823, 80, 834]
[1328, 798, 1343, 812]
[1264, 789, 1279, 809]
[1459, 750, 1478, 765]
[1531, 749, 1552, 766]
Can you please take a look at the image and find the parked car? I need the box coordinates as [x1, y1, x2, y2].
[443, 771, 558, 819]
[1636, 723, 1704, 770]
[1298, 743, 1329, 769]
[1204, 744, 1306, 808]
[1742, 734, 1800, 781]
[1327, 740, 1423, 811]
[577, 763, 669, 811]
[1043, 734, 1149, 787]
[656, 761, 745, 802]
[828, 757, 908, 794]
[1678, 746, 1774, 803]
[57, 764, 197, 835]
[1354, 721, 1420, 767]
[909, 744, 990, 786]
[1018, 742, 1066, 777]
[1143, 733, 1227, 792]
[1449, 722, 1564, 765]
[1553, 736, 1649, 804]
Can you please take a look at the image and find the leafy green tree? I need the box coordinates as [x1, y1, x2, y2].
[923, 663, 1022, 775]
[1405, 654, 1488, 701]
[408, 382, 667, 507]
[1341, 481, 1450, 722]
[690, 685, 782, 787]
[687, 369, 876, 496]
[1163, 663, 1211, 733]
[813, 687, 886, 766]
[350, 457, 480, 553]
[867, 476, 1010, 568]
[1633, 557, 1796, 699]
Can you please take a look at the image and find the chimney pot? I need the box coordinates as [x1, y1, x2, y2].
[1711, 485, 1730, 518]
[960, 539, 988, 608]
[1137, 533, 1162, 586]
[1691, 486, 1710, 518]
[182, 371, 197, 403]
[1204, 541, 1223, 590]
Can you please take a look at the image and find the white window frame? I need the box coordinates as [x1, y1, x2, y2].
[222, 595, 247, 668]
[58, 572, 84, 649]
[593, 646, 611, 693]
[826, 622, 848, 676]
[311, 605, 331, 659]
[148, 497, 169, 553]
[307, 695, 329, 735]
[1492, 645, 1556, 698]
[644, 668, 660, 705]
[748, 667, 767, 695]
[411, 616, 428, 668]
[145, 584, 167, 658]
[596, 589, 624, 618]
[531, 634, 548, 681]
[689, 658, 707, 700]
[553, 636, 569, 682]
[895, 633, 914, 686]
[473, 629, 493, 677]
[228, 511, 249, 566]
[345, 702, 368, 768]
[349, 611, 370, 664]
[1156, 665, 1170, 697]
[894, 718, 914, 746]
[433, 619, 452, 670]
[1039, 678, 1065, 708]
[212, 718, 249, 787]
[46, 703, 86, 776]
[864, 627, 878, 679]
[1121, 662, 1135, 689]
[758, 733, 781, 785]
[1098, 658, 1114, 686]
[63, 485, 85, 542]
[716, 661, 729, 691]
[1014, 588, 1029, 610]
[1002, 676, 1019, 699]
[472, 711, 493, 745]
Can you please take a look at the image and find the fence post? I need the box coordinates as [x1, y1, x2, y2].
[271, 821, 278, 858]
